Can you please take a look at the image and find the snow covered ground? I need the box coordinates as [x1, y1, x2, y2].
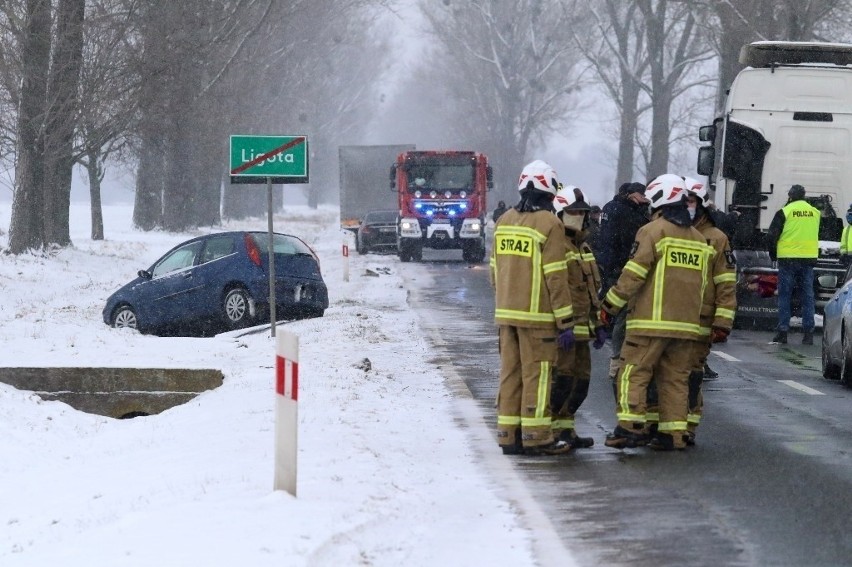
[0, 202, 578, 566]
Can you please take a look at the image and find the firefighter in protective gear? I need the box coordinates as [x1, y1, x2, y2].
[550, 185, 605, 449]
[490, 160, 575, 456]
[600, 173, 714, 451]
[682, 177, 737, 444]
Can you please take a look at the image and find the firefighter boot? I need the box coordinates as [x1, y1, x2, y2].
[501, 427, 524, 455]
[559, 429, 595, 449]
[604, 425, 648, 449]
[648, 432, 688, 451]
[524, 439, 572, 456]
[770, 331, 787, 345]
[703, 362, 719, 381]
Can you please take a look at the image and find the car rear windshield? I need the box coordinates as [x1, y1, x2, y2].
[251, 233, 314, 257]
[365, 211, 398, 223]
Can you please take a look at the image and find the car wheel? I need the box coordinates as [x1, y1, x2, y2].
[356, 235, 366, 255]
[822, 328, 841, 380]
[223, 288, 253, 329]
[841, 329, 852, 387]
[112, 305, 138, 330]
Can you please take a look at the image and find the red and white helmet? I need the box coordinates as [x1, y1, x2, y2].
[645, 173, 687, 210]
[517, 160, 559, 195]
[553, 185, 591, 215]
[683, 176, 710, 207]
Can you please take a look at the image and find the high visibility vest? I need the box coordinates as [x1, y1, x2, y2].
[777, 200, 820, 259]
[842, 225, 852, 255]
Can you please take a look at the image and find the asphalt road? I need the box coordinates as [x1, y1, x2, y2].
[401, 250, 852, 567]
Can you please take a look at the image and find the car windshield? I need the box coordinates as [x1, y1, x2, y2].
[365, 211, 398, 223]
[251, 233, 314, 257]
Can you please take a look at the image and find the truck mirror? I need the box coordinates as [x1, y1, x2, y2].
[697, 146, 715, 176]
[698, 125, 716, 143]
[389, 165, 396, 190]
[486, 166, 494, 190]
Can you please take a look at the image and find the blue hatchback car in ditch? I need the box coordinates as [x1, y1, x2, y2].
[103, 231, 328, 335]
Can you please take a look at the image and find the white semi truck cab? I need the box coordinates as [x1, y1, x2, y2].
[697, 41, 852, 328]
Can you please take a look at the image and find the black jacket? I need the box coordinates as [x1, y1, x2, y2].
[597, 194, 649, 291]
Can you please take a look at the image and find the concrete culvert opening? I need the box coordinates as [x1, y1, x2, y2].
[0, 368, 224, 419]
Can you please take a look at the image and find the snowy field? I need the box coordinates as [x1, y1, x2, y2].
[0, 202, 577, 566]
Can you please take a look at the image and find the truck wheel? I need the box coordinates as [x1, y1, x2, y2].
[411, 243, 423, 262]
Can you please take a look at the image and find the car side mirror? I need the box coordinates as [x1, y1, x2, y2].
[699, 124, 716, 143]
[389, 165, 397, 191]
[138, 269, 152, 280]
[486, 166, 493, 190]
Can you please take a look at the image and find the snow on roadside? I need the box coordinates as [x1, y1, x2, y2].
[0, 203, 537, 566]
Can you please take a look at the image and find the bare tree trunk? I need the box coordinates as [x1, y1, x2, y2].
[87, 150, 104, 240]
[42, 0, 85, 247]
[8, 0, 51, 254]
[133, 134, 164, 230]
[617, 80, 640, 186]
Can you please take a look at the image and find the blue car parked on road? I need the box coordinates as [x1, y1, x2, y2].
[103, 231, 328, 336]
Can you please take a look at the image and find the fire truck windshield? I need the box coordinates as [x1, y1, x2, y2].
[406, 164, 474, 192]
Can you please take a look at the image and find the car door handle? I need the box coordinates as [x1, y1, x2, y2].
[182, 272, 192, 279]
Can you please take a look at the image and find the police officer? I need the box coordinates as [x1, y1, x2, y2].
[600, 174, 714, 451]
[491, 160, 575, 456]
[766, 184, 820, 345]
[597, 182, 649, 395]
[682, 177, 737, 444]
[550, 185, 607, 448]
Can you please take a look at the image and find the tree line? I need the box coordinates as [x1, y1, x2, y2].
[2, 0, 851, 253]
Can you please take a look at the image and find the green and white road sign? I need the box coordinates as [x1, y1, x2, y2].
[230, 135, 309, 184]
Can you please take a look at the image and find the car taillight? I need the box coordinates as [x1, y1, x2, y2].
[362, 226, 372, 234]
[244, 234, 262, 267]
[743, 273, 777, 298]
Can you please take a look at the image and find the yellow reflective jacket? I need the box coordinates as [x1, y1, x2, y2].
[603, 214, 714, 340]
[777, 200, 820, 259]
[490, 208, 574, 330]
[564, 231, 602, 340]
[842, 225, 852, 255]
[694, 214, 737, 331]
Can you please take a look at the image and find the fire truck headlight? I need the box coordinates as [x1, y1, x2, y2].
[401, 220, 417, 230]
[469, 222, 481, 231]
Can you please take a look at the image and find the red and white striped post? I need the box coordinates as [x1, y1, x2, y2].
[274, 330, 299, 495]
[342, 240, 350, 282]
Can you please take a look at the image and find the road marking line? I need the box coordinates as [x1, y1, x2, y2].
[712, 351, 740, 362]
[777, 380, 825, 395]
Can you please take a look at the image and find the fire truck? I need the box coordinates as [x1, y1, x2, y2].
[392, 150, 491, 263]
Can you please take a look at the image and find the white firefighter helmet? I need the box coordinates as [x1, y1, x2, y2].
[553, 185, 591, 215]
[683, 176, 710, 207]
[517, 160, 560, 195]
[645, 173, 687, 210]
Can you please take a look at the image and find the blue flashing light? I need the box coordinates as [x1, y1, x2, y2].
[427, 209, 434, 216]
[459, 203, 467, 210]
[415, 203, 423, 209]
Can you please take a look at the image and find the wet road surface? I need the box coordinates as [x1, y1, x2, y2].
[401, 252, 852, 567]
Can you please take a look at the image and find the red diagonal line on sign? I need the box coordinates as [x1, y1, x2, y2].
[231, 136, 305, 175]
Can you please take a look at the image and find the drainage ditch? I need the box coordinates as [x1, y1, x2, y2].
[0, 367, 224, 419]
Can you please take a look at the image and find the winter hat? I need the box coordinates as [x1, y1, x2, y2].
[788, 184, 806, 200]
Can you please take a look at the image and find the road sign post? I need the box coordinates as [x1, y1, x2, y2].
[229, 135, 309, 338]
